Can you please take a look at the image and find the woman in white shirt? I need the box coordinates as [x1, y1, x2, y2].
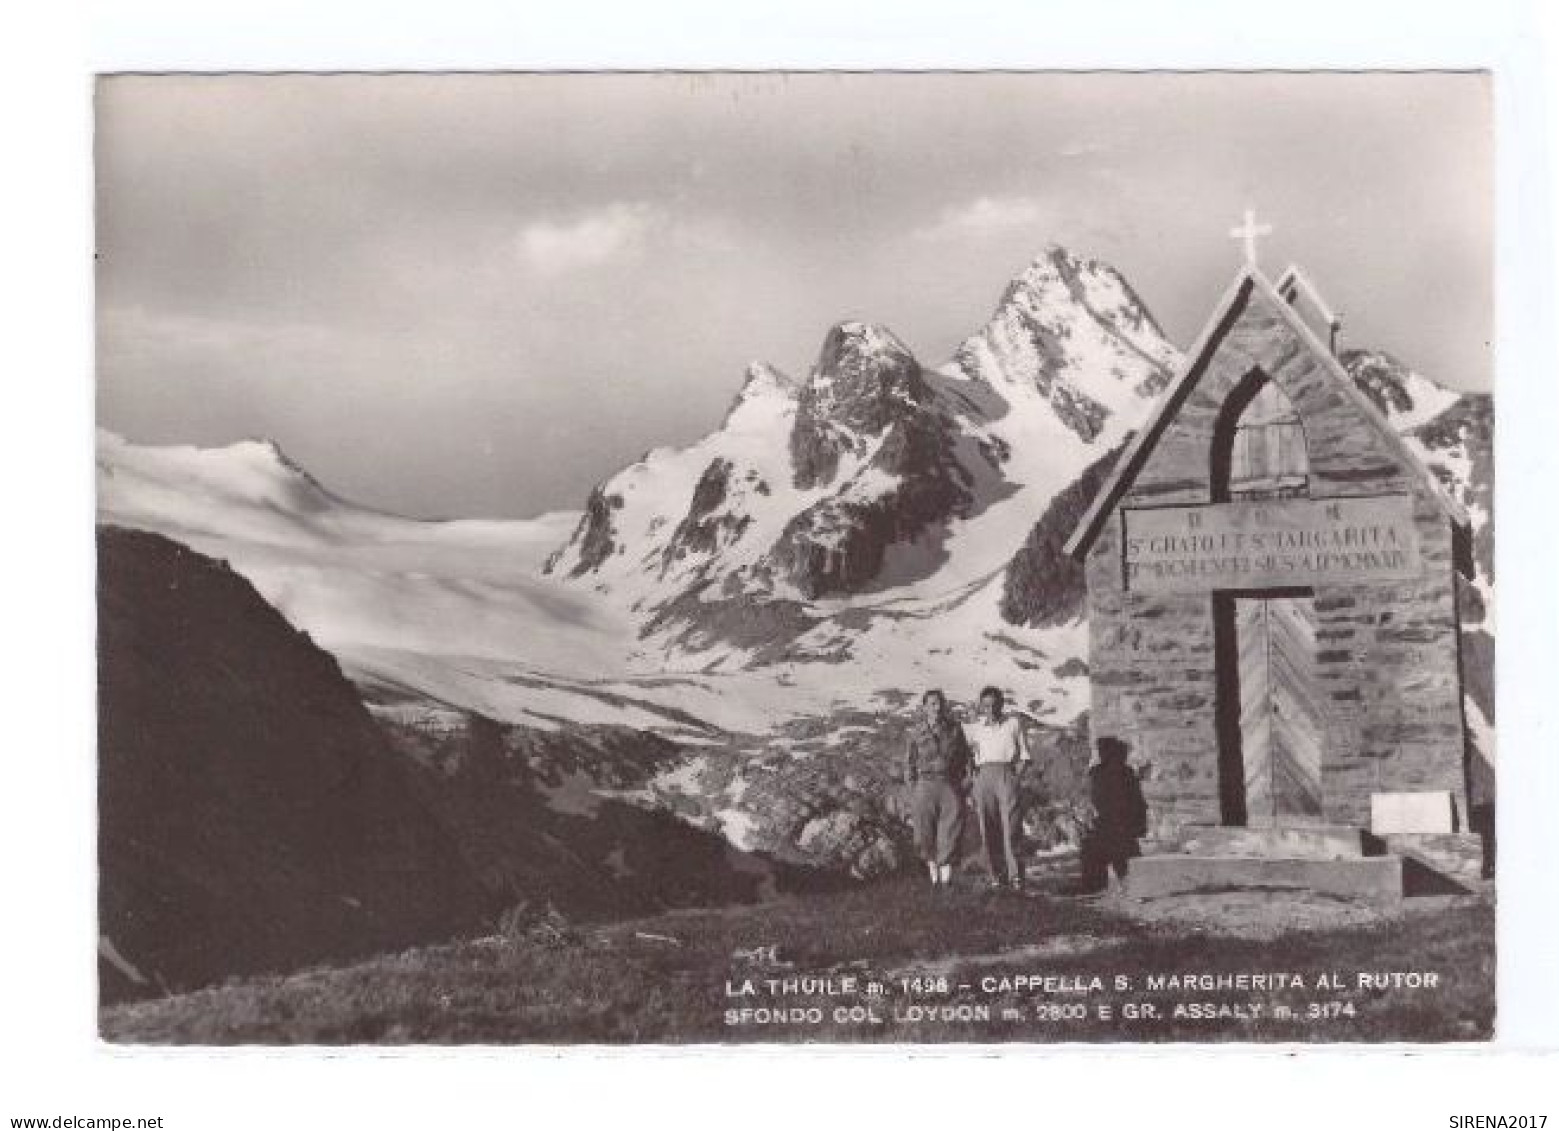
[961, 686, 1031, 891]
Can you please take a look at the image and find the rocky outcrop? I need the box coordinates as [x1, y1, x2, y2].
[660, 458, 750, 572]
[772, 414, 973, 598]
[1341, 348, 1431, 420]
[1410, 393, 1494, 587]
[97, 526, 491, 1003]
[789, 322, 930, 489]
[639, 580, 821, 665]
[648, 705, 1096, 879]
[547, 485, 622, 576]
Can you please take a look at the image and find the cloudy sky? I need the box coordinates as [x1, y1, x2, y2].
[96, 72, 1491, 519]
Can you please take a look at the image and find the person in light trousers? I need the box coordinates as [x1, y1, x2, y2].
[962, 686, 1031, 891]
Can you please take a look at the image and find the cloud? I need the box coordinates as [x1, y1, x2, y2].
[516, 203, 659, 273]
[913, 195, 1053, 243]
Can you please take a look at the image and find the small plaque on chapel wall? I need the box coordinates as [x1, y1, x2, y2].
[1122, 494, 1422, 593]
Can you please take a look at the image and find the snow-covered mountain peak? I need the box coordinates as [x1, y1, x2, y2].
[1005, 245, 1169, 344]
[721, 361, 798, 428]
[949, 245, 1180, 444]
[1013, 242, 1102, 292]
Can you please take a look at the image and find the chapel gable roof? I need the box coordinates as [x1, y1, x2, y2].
[1063, 265, 1470, 560]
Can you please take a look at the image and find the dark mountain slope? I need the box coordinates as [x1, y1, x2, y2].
[97, 526, 492, 1002]
[1000, 442, 1125, 628]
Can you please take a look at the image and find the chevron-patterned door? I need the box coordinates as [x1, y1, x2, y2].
[1234, 595, 1324, 825]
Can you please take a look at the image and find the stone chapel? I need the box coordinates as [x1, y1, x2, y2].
[1064, 244, 1482, 897]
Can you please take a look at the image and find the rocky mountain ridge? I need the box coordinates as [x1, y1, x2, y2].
[545, 245, 1182, 667]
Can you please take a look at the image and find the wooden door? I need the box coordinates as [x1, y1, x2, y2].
[1234, 595, 1324, 825]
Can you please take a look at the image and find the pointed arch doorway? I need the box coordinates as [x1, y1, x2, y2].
[1212, 371, 1326, 827]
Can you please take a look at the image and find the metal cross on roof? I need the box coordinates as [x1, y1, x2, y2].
[1229, 208, 1273, 267]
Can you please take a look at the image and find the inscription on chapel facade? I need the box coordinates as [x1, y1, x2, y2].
[1122, 494, 1421, 594]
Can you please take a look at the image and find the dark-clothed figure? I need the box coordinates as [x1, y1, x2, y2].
[962, 686, 1031, 891]
[1080, 737, 1148, 893]
[903, 689, 971, 888]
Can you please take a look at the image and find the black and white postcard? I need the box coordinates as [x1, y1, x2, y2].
[93, 71, 1497, 1045]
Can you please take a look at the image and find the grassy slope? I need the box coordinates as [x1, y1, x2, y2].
[102, 874, 1493, 1045]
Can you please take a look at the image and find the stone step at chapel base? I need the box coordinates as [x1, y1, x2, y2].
[1161, 823, 1369, 861]
[1127, 851, 1404, 901]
